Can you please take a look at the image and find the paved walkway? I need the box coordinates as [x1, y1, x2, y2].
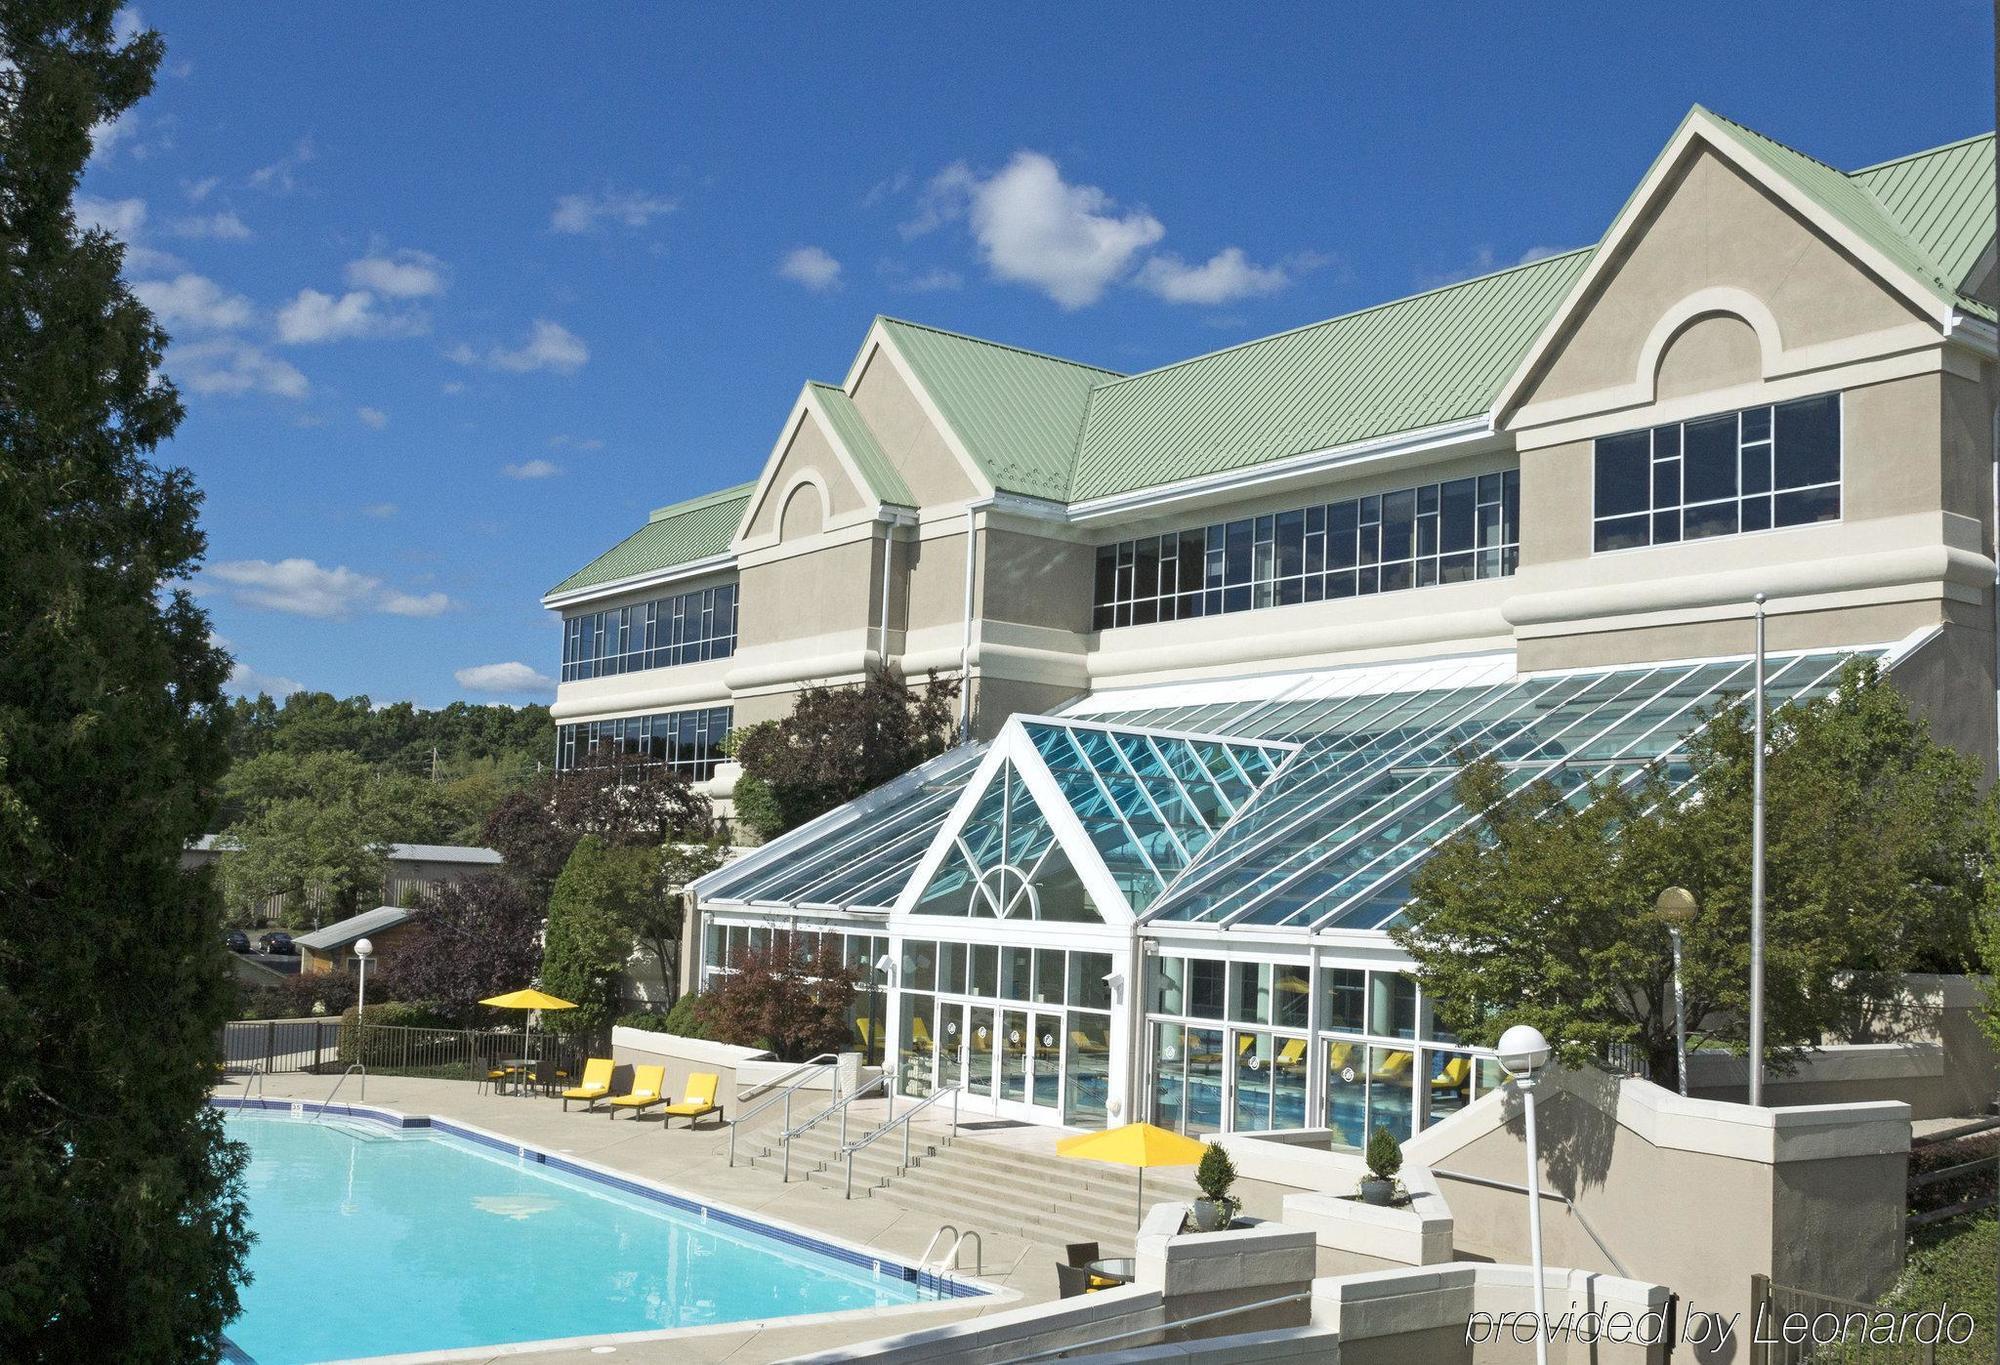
[229, 1073, 1061, 1364]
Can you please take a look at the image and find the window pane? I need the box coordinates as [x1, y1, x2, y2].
[1684, 500, 1738, 540]
[1593, 432, 1649, 517]
[1683, 414, 1739, 504]
[1595, 514, 1649, 552]
[1774, 393, 1840, 489]
[1775, 484, 1840, 526]
[1187, 958, 1226, 1019]
[1321, 968, 1365, 1032]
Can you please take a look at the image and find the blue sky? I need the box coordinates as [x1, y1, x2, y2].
[82, 4, 1993, 708]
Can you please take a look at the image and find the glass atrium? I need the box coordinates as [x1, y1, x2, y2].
[695, 636, 1909, 1141]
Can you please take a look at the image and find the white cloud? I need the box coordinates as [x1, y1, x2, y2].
[503, 459, 562, 480]
[361, 502, 398, 519]
[356, 406, 388, 429]
[454, 661, 556, 696]
[248, 136, 315, 194]
[133, 273, 253, 331]
[207, 557, 454, 618]
[169, 339, 309, 399]
[1416, 244, 1569, 290]
[550, 189, 678, 234]
[1135, 247, 1289, 305]
[275, 288, 425, 344]
[184, 175, 221, 203]
[548, 434, 603, 451]
[922, 152, 1165, 309]
[225, 661, 305, 698]
[89, 114, 136, 164]
[450, 319, 588, 375]
[777, 245, 842, 291]
[74, 194, 146, 240]
[168, 210, 251, 241]
[345, 249, 446, 298]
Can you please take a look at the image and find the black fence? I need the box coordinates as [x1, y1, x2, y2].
[1749, 1275, 1940, 1364]
[219, 1019, 586, 1085]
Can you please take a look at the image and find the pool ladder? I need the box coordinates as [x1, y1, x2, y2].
[917, 1223, 981, 1289]
[310, 1063, 366, 1121]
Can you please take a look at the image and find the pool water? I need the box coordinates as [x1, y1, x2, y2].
[223, 1110, 936, 1363]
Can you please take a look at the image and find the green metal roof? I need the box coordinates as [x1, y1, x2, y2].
[877, 317, 1121, 502]
[1850, 132, 1996, 305]
[544, 482, 752, 597]
[1066, 250, 1591, 502]
[1701, 109, 1995, 321]
[806, 381, 915, 507]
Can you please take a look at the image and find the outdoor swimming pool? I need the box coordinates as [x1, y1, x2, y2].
[219, 1104, 959, 1363]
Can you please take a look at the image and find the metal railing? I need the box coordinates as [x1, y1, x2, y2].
[310, 1063, 366, 1119]
[839, 1085, 960, 1199]
[1906, 1114, 1998, 1227]
[726, 1055, 839, 1169]
[999, 1289, 1315, 1363]
[218, 1019, 583, 1083]
[780, 1074, 892, 1182]
[1749, 1274, 1938, 1363]
[1429, 1167, 1629, 1277]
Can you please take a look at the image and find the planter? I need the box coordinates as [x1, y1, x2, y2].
[1190, 1197, 1234, 1231]
[1358, 1176, 1395, 1206]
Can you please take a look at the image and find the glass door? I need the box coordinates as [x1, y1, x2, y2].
[1000, 1009, 1029, 1102]
[936, 1002, 964, 1094]
[1029, 1012, 1062, 1109]
[965, 1005, 996, 1098]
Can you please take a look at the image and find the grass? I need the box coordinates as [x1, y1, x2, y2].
[1871, 1213, 1997, 1364]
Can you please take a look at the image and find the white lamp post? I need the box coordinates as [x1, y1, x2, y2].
[1654, 887, 1697, 1097]
[354, 937, 373, 1023]
[1497, 1024, 1553, 1365]
[1749, 591, 1768, 1106]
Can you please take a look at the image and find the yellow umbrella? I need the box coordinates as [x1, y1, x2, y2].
[1057, 1122, 1210, 1226]
[480, 990, 576, 1083]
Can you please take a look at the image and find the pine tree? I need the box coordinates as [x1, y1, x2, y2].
[0, 4, 249, 1357]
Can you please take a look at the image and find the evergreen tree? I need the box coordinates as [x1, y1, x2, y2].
[541, 836, 646, 1041]
[0, 3, 248, 1356]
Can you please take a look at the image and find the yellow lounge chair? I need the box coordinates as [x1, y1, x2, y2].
[1326, 1042, 1356, 1076]
[606, 1064, 667, 1119]
[1069, 1029, 1109, 1055]
[909, 1016, 934, 1049]
[1274, 1038, 1308, 1070]
[1430, 1057, 1471, 1094]
[561, 1057, 616, 1112]
[660, 1072, 723, 1129]
[1371, 1051, 1414, 1083]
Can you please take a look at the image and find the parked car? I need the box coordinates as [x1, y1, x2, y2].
[224, 929, 250, 953]
[258, 930, 295, 956]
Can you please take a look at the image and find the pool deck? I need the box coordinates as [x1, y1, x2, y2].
[229, 1072, 1057, 1364]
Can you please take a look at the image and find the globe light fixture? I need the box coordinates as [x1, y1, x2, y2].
[354, 937, 374, 1023]
[1654, 887, 1697, 1096]
[1496, 1023, 1551, 1365]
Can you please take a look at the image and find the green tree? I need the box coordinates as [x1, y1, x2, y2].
[630, 840, 726, 1003]
[695, 934, 865, 1061]
[0, 5, 249, 1355]
[1394, 659, 1986, 1085]
[217, 750, 465, 924]
[541, 836, 650, 1040]
[731, 663, 959, 841]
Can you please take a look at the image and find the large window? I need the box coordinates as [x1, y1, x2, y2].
[555, 705, 732, 778]
[1593, 393, 1840, 553]
[1092, 471, 1520, 630]
[560, 583, 737, 682]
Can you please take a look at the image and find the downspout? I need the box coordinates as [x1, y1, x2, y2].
[876, 515, 895, 667]
[1991, 401, 1999, 781]
[958, 500, 981, 742]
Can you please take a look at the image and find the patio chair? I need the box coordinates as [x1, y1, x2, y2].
[660, 1072, 722, 1129]
[606, 1064, 667, 1119]
[561, 1058, 616, 1112]
[1370, 1051, 1414, 1083]
[1273, 1038, 1308, 1070]
[1056, 1262, 1092, 1298]
[1430, 1056, 1471, 1096]
[1064, 1241, 1099, 1269]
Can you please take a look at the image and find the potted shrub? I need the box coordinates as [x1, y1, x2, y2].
[1359, 1125, 1403, 1205]
[1191, 1141, 1239, 1231]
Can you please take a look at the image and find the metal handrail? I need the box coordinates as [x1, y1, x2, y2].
[917, 1224, 961, 1271]
[839, 1085, 961, 1199]
[726, 1056, 839, 1168]
[940, 1229, 981, 1277]
[1429, 1167, 1628, 1277]
[237, 1061, 265, 1102]
[736, 1052, 840, 1104]
[310, 1063, 366, 1121]
[781, 1074, 892, 1182]
[1000, 1288, 1315, 1363]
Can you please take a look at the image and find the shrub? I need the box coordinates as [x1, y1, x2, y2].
[617, 994, 708, 1039]
[615, 1009, 674, 1033]
[1195, 1142, 1238, 1203]
[696, 934, 862, 1061]
[1365, 1126, 1403, 1181]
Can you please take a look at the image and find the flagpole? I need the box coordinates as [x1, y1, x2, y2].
[1748, 592, 1767, 1108]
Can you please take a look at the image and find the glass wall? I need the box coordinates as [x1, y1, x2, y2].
[560, 583, 737, 682]
[1593, 392, 1840, 552]
[1092, 470, 1520, 630]
[699, 917, 888, 1058]
[556, 706, 732, 778]
[1147, 953, 1497, 1144]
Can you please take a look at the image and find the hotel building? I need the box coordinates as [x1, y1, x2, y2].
[545, 108, 1999, 1141]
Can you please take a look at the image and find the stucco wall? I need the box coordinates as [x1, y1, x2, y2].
[848, 346, 982, 508]
[742, 412, 869, 541]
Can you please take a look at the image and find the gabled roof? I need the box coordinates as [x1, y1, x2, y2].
[876, 317, 1121, 502]
[292, 906, 415, 953]
[806, 382, 915, 507]
[544, 482, 753, 598]
[1703, 109, 1995, 321]
[1067, 251, 1590, 502]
